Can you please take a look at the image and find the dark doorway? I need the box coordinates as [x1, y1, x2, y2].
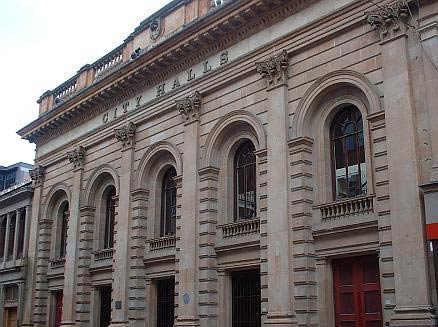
[333, 255, 383, 327]
[54, 291, 63, 327]
[99, 286, 112, 327]
[232, 269, 261, 327]
[156, 278, 175, 327]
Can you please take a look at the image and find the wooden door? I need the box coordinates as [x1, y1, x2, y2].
[54, 291, 63, 327]
[4, 307, 17, 327]
[333, 255, 383, 327]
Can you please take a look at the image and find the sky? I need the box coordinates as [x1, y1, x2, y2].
[0, 0, 173, 166]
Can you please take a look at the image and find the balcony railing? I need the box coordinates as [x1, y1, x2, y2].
[53, 77, 78, 105]
[93, 46, 124, 82]
[316, 195, 375, 221]
[50, 257, 66, 268]
[221, 218, 260, 239]
[147, 235, 176, 252]
[93, 248, 114, 261]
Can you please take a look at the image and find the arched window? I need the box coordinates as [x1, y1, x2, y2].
[103, 186, 116, 249]
[59, 202, 69, 258]
[161, 167, 177, 236]
[331, 106, 367, 199]
[234, 141, 257, 220]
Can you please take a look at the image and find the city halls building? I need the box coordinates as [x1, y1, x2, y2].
[17, 0, 438, 326]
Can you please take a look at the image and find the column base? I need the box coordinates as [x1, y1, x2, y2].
[174, 316, 200, 326]
[263, 312, 297, 326]
[390, 305, 438, 327]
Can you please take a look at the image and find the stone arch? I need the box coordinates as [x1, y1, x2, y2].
[42, 183, 71, 220]
[292, 69, 381, 138]
[135, 141, 183, 190]
[83, 164, 119, 207]
[202, 110, 267, 168]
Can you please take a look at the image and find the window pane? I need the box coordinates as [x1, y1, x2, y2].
[364, 291, 381, 313]
[340, 292, 355, 314]
[234, 141, 256, 220]
[161, 167, 177, 236]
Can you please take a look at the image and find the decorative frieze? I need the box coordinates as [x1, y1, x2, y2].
[256, 50, 289, 88]
[176, 91, 202, 124]
[115, 122, 137, 148]
[67, 146, 86, 168]
[29, 165, 45, 186]
[366, 1, 410, 42]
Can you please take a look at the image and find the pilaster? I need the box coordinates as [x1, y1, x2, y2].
[367, 2, 438, 325]
[3, 212, 11, 262]
[13, 209, 20, 260]
[174, 91, 202, 327]
[22, 165, 45, 327]
[110, 122, 137, 327]
[256, 50, 296, 326]
[61, 146, 86, 326]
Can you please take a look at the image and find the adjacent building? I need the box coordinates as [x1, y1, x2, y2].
[17, 0, 438, 326]
[0, 163, 33, 192]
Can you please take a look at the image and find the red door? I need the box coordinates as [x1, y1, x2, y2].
[333, 255, 382, 327]
[54, 291, 63, 327]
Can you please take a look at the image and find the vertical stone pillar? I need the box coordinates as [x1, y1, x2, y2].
[256, 50, 296, 326]
[18, 282, 25, 326]
[366, 3, 437, 325]
[23, 205, 32, 258]
[315, 257, 333, 327]
[128, 188, 149, 327]
[3, 212, 11, 262]
[24, 166, 48, 326]
[110, 122, 137, 327]
[13, 209, 20, 260]
[0, 216, 5, 261]
[174, 91, 202, 327]
[61, 146, 86, 326]
[198, 166, 220, 327]
[217, 269, 230, 327]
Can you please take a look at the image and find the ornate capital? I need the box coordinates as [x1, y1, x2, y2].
[176, 91, 202, 124]
[256, 50, 289, 89]
[29, 165, 45, 186]
[67, 146, 86, 169]
[366, 1, 409, 42]
[115, 122, 137, 148]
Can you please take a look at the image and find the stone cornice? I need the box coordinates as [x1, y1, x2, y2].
[67, 146, 86, 169]
[29, 165, 45, 187]
[114, 122, 137, 148]
[176, 91, 202, 124]
[256, 50, 289, 89]
[18, 0, 316, 145]
[366, 0, 410, 43]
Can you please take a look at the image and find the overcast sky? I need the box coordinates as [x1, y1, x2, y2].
[0, 0, 173, 166]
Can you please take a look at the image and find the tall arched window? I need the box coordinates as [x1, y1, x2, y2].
[161, 167, 177, 236]
[234, 141, 257, 220]
[103, 186, 116, 249]
[59, 202, 69, 258]
[331, 106, 367, 199]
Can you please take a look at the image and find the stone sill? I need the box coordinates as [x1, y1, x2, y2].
[0, 258, 26, 272]
[312, 212, 378, 237]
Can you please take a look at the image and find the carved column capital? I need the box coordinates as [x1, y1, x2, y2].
[115, 122, 137, 148]
[176, 91, 202, 125]
[67, 146, 86, 169]
[256, 50, 289, 89]
[29, 165, 45, 186]
[366, 1, 410, 43]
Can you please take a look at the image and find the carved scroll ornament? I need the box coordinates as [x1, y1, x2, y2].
[176, 91, 202, 124]
[366, 1, 409, 41]
[256, 50, 289, 88]
[115, 122, 137, 148]
[67, 146, 86, 168]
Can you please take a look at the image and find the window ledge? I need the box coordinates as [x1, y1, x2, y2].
[50, 257, 65, 268]
[218, 218, 260, 239]
[0, 258, 26, 272]
[313, 194, 375, 221]
[92, 248, 114, 262]
[146, 235, 176, 252]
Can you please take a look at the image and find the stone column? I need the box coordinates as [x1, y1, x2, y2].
[22, 165, 46, 326]
[128, 188, 149, 327]
[174, 91, 202, 327]
[13, 209, 20, 260]
[366, 3, 437, 325]
[3, 212, 11, 262]
[18, 282, 25, 326]
[110, 122, 137, 327]
[256, 50, 296, 326]
[61, 146, 86, 326]
[0, 216, 5, 261]
[0, 285, 4, 326]
[23, 205, 31, 258]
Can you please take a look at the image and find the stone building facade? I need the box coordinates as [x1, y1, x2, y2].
[17, 0, 438, 326]
[0, 180, 33, 327]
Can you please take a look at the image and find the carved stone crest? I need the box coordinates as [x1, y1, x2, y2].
[115, 122, 137, 148]
[176, 91, 202, 124]
[366, 1, 409, 42]
[150, 18, 163, 41]
[256, 50, 289, 88]
[29, 165, 45, 186]
[67, 146, 86, 169]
